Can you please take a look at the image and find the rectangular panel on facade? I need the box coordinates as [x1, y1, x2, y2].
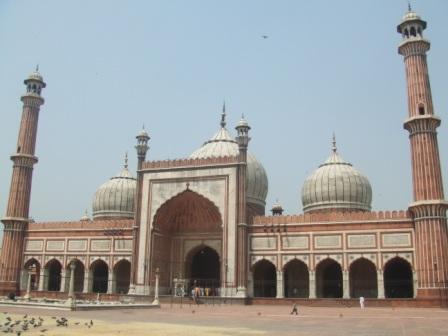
[250, 237, 277, 250]
[114, 239, 132, 251]
[347, 234, 376, 249]
[25, 240, 43, 252]
[90, 239, 111, 252]
[282, 236, 309, 249]
[382, 233, 411, 247]
[68, 239, 87, 251]
[314, 235, 342, 249]
[46, 240, 65, 252]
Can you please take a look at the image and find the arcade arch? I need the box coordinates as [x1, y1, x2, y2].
[284, 259, 309, 298]
[349, 258, 377, 298]
[253, 259, 276, 298]
[24, 258, 41, 291]
[91, 259, 109, 293]
[316, 259, 342, 298]
[384, 257, 413, 298]
[67, 259, 85, 293]
[46, 259, 62, 292]
[114, 259, 131, 294]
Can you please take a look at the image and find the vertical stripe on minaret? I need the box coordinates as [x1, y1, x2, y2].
[398, 9, 448, 299]
[0, 70, 46, 294]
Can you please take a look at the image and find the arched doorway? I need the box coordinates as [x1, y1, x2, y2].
[91, 260, 109, 293]
[24, 259, 41, 291]
[187, 246, 220, 292]
[114, 260, 131, 294]
[384, 257, 413, 298]
[349, 258, 377, 298]
[253, 260, 276, 297]
[152, 190, 223, 292]
[316, 259, 342, 298]
[68, 259, 85, 293]
[284, 259, 309, 298]
[46, 259, 62, 291]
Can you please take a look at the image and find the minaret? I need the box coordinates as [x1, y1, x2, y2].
[398, 8, 448, 298]
[129, 126, 150, 294]
[0, 68, 46, 294]
[235, 115, 250, 297]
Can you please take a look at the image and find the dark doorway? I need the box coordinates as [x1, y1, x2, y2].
[91, 260, 109, 293]
[384, 257, 413, 298]
[284, 259, 309, 298]
[47, 259, 62, 291]
[190, 246, 220, 289]
[253, 260, 276, 297]
[114, 260, 131, 294]
[316, 259, 342, 298]
[349, 258, 377, 298]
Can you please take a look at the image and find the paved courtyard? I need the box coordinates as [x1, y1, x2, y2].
[1, 304, 447, 335]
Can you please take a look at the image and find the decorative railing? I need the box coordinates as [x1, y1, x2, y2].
[142, 156, 239, 170]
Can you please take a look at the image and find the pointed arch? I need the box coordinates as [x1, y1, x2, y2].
[45, 259, 62, 292]
[283, 259, 309, 298]
[24, 258, 41, 291]
[349, 258, 377, 298]
[316, 258, 342, 298]
[384, 257, 413, 298]
[67, 259, 85, 293]
[90, 259, 109, 293]
[113, 259, 131, 294]
[252, 259, 277, 297]
[153, 189, 222, 234]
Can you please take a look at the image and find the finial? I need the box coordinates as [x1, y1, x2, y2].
[124, 152, 128, 169]
[332, 133, 337, 153]
[35, 64, 39, 72]
[407, 0, 412, 12]
[220, 101, 226, 128]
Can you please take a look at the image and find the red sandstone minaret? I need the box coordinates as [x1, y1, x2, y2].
[398, 7, 448, 299]
[0, 69, 46, 294]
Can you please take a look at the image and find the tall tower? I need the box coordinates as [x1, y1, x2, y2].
[235, 116, 250, 297]
[398, 8, 448, 299]
[0, 69, 46, 294]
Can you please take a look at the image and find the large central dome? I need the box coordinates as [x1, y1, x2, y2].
[190, 111, 268, 208]
[301, 139, 372, 213]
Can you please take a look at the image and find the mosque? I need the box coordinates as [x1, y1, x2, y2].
[1, 8, 447, 305]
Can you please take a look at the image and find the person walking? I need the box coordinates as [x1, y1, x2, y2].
[359, 296, 365, 309]
[290, 302, 298, 315]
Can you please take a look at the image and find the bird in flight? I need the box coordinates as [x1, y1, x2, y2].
[261, 35, 268, 39]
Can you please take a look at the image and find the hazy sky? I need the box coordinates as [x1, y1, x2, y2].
[0, 1, 447, 230]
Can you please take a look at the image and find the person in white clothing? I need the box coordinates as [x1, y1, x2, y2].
[359, 296, 365, 309]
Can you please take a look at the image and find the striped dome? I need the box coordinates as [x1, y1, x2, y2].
[92, 162, 136, 220]
[301, 143, 372, 213]
[190, 123, 268, 207]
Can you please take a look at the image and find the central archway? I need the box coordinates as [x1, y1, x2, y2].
[187, 246, 220, 290]
[152, 190, 223, 291]
[316, 259, 342, 298]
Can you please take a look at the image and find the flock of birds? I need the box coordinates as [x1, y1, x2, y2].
[1, 312, 94, 335]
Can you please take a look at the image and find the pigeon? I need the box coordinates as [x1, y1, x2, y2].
[261, 35, 268, 39]
[40, 329, 48, 332]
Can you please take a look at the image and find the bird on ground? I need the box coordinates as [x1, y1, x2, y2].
[40, 329, 47, 332]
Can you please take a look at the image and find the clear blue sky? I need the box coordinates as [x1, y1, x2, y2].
[0, 1, 447, 230]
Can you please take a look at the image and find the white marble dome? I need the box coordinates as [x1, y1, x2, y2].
[92, 161, 137, 220]
[190, 119, 268, 207]
[301, 143, 372, 213]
